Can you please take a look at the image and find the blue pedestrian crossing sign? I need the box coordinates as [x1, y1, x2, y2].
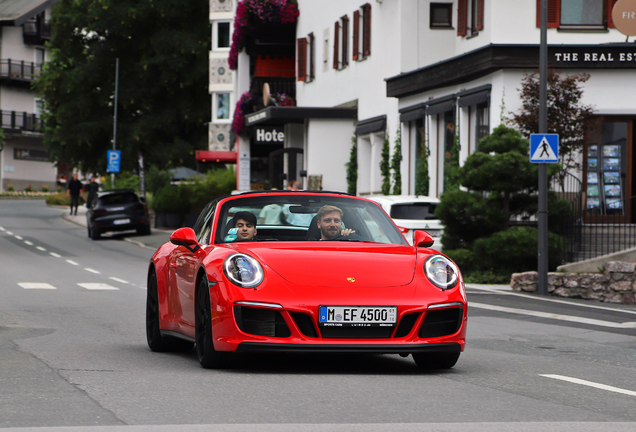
[107, 150, 121, 173]
[530, 134, 559, 163]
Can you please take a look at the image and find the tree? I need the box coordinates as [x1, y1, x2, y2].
[346, 135, 357, 195]
[380, 133, 391, 195]
[34, 0, 211, 174]
[391, 129, 402, 195]
[510, 70, 596, 186]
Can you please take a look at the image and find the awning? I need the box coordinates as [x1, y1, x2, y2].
[426, 96, 456, 116]
[245, 106, 357, 126]
[399, 103, 426, 123]
[457, 84, 491, 107]
[355, 115, 387, 135]
[196, 150, 237, 164]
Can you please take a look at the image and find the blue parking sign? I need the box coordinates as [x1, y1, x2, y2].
[107, 150, 121, 173]
[530, 134, 559, 163]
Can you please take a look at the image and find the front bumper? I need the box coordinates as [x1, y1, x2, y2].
[237, 341, 461, 353]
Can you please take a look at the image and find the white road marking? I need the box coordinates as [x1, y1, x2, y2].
[6, 231, 13, 235]
[109, 277, 129, 284]
[470, 302, 636, 329]
[18, 283, 56, 290]
[77, 283, 119, 291]
[24, 240, 33, 246]
[66, 260, 79, 266]
[14, 235, 22, 240]
[36, 246, 46, 251]
[50, 252, 62, 258]
[0, 226, 4, 231]
[85, 268, 100, 274]
[468, 285, 636, 316]
[541, 374, 636, 397]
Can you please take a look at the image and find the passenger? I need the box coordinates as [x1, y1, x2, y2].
[259, 203, 288, 225]
[232, 212, 257, 242]
[316, 205, 356, 240]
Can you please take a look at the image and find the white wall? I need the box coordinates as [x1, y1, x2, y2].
[305, 118, 355, 192]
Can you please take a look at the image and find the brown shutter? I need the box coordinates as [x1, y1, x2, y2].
[297, 38, 307, 82]
[608, 0, 619, 28]
[333, 21, 339, 69]
[476, 0, 484, 30]
[308, 32, 314, 80]
[342, 15, 349, 67]
[363, 3, 371, 56]
[353, 10, 360, 61]
[457, 0, 467, 36]
[537, 0, 561, 28]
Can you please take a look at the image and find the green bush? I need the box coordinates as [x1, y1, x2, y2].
[103, 171, 140, 192]
[443, 249, 475, 274]
[46, 192, 70, 206]
[152, 185, 189, 214]
[185, 168, 236, 214]
[463, 270, 512, 285]
[146, 166, 172, 194]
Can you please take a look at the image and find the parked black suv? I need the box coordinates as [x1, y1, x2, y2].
[86, 189, 151, 239]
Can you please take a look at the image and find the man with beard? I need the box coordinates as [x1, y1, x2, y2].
[316, 205, 356, 240]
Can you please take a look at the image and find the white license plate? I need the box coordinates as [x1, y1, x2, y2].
[113, 218, 130, 225]
[319, 306, 397, 327]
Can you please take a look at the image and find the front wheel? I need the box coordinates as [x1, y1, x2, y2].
[195, 277, 228, 369]
[146, 270, 193, 352]
[412, 352, 460, 370]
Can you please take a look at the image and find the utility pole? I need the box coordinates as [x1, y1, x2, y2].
[112, 58, 119, 188]
[538, 0, 549, 295]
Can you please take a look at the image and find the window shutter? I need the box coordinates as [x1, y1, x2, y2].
[608, 0, 619, 28]
[333, 21, 339, 69]
[308, 32, 314, 80]
[537, 0, 560, 28]
[457, 0, 467, 36]
[476, 0, 484, 31]
[363, 3, 371, 56]
[297, 38, 307, 82]
[342, 15, 349, 67]
[353, 10, 360, 61]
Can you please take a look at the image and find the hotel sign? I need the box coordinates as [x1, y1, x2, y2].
[551, 46, 636, 68]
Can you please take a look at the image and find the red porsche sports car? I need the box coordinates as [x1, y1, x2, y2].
[146, 191, 467, 369]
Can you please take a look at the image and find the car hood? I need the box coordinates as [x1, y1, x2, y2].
[236, 243, 417, 288]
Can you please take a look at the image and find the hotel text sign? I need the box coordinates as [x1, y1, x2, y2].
[551, 46, 636, 67]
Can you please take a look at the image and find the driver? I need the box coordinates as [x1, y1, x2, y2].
[233, 211, 257, 241]
[316, 205, 355, 240]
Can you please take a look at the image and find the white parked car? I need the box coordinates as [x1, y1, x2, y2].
[366, 195, 444, 250]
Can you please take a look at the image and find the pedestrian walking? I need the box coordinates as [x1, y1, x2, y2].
[85, 176, 99, 208]
[67, 173, 83, 215]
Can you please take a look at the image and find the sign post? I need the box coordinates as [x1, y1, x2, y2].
[538, 0, 549, 296]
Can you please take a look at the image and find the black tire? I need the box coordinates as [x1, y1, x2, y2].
[195, 277, 228, 369]
[137, 225, 151, 236]
[90, 224, 101, 240]
[146, 270, 194, 352]
[412, 352, 460, 370]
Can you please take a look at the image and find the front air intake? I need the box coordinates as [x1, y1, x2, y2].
[234, 306, 291, 338]
[419, 307, 462, 338]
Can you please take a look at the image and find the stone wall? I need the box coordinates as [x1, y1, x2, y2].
[511, 261, 636, 305]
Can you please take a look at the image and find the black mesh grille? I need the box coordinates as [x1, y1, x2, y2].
[419, 307, 462, 339]
[234, 306, 291, 338]
[394, 312, 420, 338]
[290, 312, 319, 338]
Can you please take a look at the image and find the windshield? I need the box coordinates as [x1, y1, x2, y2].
[214, 194, 407, 245]
[390, 203, 438, 220]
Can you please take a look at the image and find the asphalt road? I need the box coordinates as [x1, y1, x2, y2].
[1, 199, 635, 432]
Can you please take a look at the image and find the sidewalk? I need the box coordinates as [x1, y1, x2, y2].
[61, 204, 172, 250]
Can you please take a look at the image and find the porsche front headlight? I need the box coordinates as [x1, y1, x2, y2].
[424, 255, 459, 290]
[223, 253, 264, 288]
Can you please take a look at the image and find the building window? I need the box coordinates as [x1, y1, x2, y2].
[215, 93, 231, 121]
[333, 15, 349, 70]
[352, 3, 371, 61]
[537, 0, 617, 29]
[213, 21, 231, 51]
[430, 3, 453, 28]
[457, 0, 484, 37]
[35, 47, 45, 65]
[475, 102, 489, 145]
[297, 33, 314, 82]
[14, 148, 50, 162]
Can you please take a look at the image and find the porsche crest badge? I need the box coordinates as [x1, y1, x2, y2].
[347, 277, 356, 283]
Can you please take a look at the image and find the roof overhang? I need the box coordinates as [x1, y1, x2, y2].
[0, 0, 56, 27]
[196, 150, 238, 164]
[245, 106, 357, 127]
[386, 43, 636, 98]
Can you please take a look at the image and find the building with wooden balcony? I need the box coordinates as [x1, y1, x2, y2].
[0, 0, 56, 192]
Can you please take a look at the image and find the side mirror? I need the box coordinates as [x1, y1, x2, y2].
[170, 227, 200, 252]
[413, 230, 434, 248]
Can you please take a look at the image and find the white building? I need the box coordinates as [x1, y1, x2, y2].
[214, 0, 635, 223]
[0, 0, 57, 192]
